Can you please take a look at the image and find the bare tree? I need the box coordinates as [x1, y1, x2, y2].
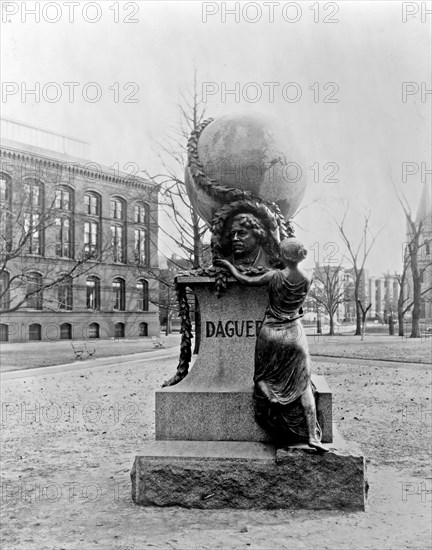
[335, 207, 382, 336]
[144, 69, 209, 350]
[357, 300, 372, 340]
[309, 264, 346, 336]
[395, 189, 432, 338]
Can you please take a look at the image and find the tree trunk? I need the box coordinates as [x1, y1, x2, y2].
[355, 293, 362, 335]
[398, 310, 404, 336]
[397, 287, 405, 336]
[165, 306, 171, 336]
[388, 314, 395, 336]
[328, 314, 335, 336]
[410, 245, 421, 338]
[193, 296, 201, 354]
[411, 302, 421, 338]
[192, 208, 202, 354]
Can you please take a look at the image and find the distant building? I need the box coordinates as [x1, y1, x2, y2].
[0, 118, 160, 342]
[405, 181, 432, 322]
[368, 274, 399, 321]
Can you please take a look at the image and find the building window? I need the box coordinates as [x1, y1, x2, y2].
[84, 193, 100, 215]
[134, 229, 148, 265]
[136, 279, 149, 311]
[0, 324, 9, 342]
[111, 225, 124, 263]
[55, 186, 73, 258]
[58, 277, 73, 310]
[23, 211, 41, 255]
[26, 272, 43, 309]
[114, 322, 125, 339]
[134, 202, 149, 265]
[29, 323, 42, 341]
[0, 176, 9, 203]
[112, 278, 125, 311]
[86, 276, 100, 310]
[135, 202, 149, 224]
[60, 323, 72, 340]
[0, 272, 10, 309]
[88, 322, 100, 339]
[84, 221, 99, 257]
[110, 197, 126, 263]
[0, 174, 12, 252]
[425, 241, 430, 256]
[23, 179, 43, 255]
[111, 198, 124, 220]
[138, 322, 148, 337]
[55, 186, 72, 211]
[24, 179, 42, 208]
[55, 216, 72, 258]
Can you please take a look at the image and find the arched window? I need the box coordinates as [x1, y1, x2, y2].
[135, 202, 149, 224]
[26, 272, 43, 309]
[0, 324, 9, 342]
[114, 322, 125, 339]
[111, 197, 125, 220]
[86, 276, 100, 310]
[0, 174, 10, 203]
[88, 322, 100, 339]
[23, 179, 43, 255]
[0, 173, 12, 252]
[111, 225, 124, 263]
[58, 276, 73, 310]
[60, 323, 72, 340]
[134, 228, 148, 265]
[111, 197, 126, 263]
[138, 322, 148, 337]
[112, 278, 125, 311]
[0, 271, 10, 309]
[134, 202, 149, 265]
[84, 192, 100, 215]
[29, 323, 42, 341]
[55, 186, 74, 258]
[84, 192, 101, 258]
[136, 279, 149, 311]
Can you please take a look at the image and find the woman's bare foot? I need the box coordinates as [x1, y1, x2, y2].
[308, 438, 329, 453]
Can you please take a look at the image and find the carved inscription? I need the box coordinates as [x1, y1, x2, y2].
[205, 320, 263, 338]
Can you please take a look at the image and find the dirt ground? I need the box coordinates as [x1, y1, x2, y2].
[1, 347, 431, 550]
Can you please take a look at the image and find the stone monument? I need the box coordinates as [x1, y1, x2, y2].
[131, 113, 367, 510]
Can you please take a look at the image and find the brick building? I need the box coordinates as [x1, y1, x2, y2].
[0, 118, 160, 342]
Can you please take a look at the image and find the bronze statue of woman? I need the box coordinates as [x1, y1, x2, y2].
[216, 238, 328, 452]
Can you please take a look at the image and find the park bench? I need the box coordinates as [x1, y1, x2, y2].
[151, 337, 165, 349]
[71, 341, 96, 360]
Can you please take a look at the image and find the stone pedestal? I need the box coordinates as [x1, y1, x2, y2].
[132, 277, 367, 510]
[156, 278, 332, 443]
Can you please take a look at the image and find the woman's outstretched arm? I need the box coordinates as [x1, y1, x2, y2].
[214, 259, 275, 286]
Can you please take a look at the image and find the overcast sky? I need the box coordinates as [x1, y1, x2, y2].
[1, 0, 431, 274]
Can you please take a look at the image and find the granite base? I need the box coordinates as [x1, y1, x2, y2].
[131, 431, 366, 511]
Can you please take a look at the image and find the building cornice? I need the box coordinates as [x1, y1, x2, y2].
[0, 144, 157, 193]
